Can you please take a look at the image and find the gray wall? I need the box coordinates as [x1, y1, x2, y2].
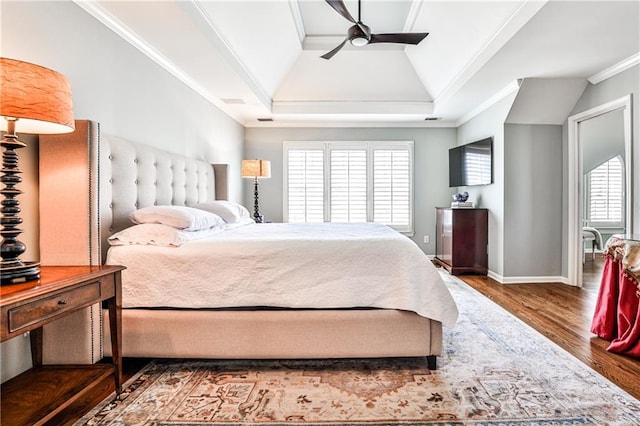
[581, 109, 625, 173]
[456, 92, 518, 277]
[244, 127, 457, 251]
[503, 124, 563, 277]
[1, 0, 244, 383]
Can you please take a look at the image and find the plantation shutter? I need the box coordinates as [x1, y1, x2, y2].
[284, 141, 414, 233]
[588, 156, 623, 224]
[330, 149, 367, 222]
[373, 149, 411, 230]
[287, 149, 324, 223]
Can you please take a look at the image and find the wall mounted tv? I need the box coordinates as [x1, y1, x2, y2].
[449, 137, 494, 187]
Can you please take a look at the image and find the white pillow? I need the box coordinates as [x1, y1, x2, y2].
[223, 216, 256, 229]
[129, 205, 225, 231]
[193, 201, 253, 224]
[108, 223, 224, 247]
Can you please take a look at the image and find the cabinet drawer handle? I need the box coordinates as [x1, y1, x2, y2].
[57, 300, 67, 305]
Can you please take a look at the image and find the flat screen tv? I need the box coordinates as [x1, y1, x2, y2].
[449, 137, 493, 187]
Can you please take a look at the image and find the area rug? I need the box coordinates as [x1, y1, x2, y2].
[77, 274, 640, 425]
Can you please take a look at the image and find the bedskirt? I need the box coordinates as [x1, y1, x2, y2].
[103, 308, 442, 359]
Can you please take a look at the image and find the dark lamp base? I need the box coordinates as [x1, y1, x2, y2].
[1, 261, 40, 284]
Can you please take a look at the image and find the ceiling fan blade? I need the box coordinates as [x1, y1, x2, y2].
[321, 38, 348, 60]
[326, 0, 356, 24]
[370, 32, 429, 45]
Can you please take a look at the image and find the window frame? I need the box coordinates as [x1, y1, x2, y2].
[584, 155, 625, 230]
[283, 140, 414, 234]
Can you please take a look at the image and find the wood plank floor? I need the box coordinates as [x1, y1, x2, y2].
[19, 259, 640, 424]
[457, 256, 640, 401]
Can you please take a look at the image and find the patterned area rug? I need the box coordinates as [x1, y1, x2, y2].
[77, 274, 640, 425]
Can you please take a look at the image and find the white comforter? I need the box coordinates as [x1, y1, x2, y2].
[107, 222, 458, 327]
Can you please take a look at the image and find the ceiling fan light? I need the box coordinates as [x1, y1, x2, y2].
[350, 37, 368, 47]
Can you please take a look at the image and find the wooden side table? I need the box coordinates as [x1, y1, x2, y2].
[1, 265, 124, 426]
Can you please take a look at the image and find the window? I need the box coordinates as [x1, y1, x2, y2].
[586, 156, 624, 228]
[284, 141, 414, 233]
[287, 149, 324, 223]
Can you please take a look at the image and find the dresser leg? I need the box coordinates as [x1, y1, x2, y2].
[29, 327, 43, 367]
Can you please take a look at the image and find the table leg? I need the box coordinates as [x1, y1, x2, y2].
[29, 327, 43, 367]
[107, 273, 123, 395]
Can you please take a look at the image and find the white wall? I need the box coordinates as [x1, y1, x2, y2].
[1, 0, 244, 382]
[244, 126, 457, 252]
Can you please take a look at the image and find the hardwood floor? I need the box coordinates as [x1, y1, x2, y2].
[457, 255, 640, 401]
[9, 258, 640, 424]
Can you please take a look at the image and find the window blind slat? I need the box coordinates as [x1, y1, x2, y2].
[588, 156, 623, 224]
[286, 142, 413, 232]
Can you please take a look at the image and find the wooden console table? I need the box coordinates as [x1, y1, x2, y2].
[1, 265, 124, 425]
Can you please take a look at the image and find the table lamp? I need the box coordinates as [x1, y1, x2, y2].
[1, 58, 75, 283]
[241, 159, 271, 223]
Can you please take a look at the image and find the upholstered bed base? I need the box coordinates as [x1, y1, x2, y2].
[103, 309, 441, 359]
[39, 120, 443, 365]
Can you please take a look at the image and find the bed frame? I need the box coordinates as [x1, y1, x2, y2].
[39, 120, 442, 368]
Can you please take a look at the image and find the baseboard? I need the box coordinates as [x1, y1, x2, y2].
[488, 270, 570, 285]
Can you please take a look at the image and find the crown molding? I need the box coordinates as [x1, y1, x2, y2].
[433, 0, 547, 108]
[456, 80, 520, 126]
[272, 100, 433, 115]
[179, 0, 272, 111]
[588, 52, 640, 85]
[71, 0, 248, 125]
[288, 0, 306, 44]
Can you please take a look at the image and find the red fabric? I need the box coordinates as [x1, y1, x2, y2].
[591, 257, 640, 357]
[590, 257, 620, 340]
[608, 272, 640, 356]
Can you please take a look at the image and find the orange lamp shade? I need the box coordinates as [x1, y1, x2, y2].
[0, 57, 75, 134]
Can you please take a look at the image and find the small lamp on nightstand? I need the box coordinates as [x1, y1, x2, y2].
[241, 159, 271, 223]
[1, 58, 75, 283]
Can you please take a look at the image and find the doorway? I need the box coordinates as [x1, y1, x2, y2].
[567, 94, 632, 287]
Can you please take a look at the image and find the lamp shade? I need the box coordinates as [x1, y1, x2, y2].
[0, 57, 74, 134]
[241, 159, 271, 179]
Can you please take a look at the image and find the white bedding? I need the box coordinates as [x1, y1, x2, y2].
[107, 222, 458, 328]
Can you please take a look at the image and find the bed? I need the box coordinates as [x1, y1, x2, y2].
[38, 120, 458, 368]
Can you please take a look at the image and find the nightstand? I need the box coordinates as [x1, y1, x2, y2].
[1, 265, 124, 425]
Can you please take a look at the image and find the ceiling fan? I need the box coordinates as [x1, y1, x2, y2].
[321, 0, 429, 60]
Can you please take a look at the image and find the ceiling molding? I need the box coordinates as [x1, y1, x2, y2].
[246, 118, 456, 129]
[71, 0, 246, 124]
[432, 0, 548, 108]
[288, 0, 306, 44]
[403, 0, 424, 33]
[456, 80, 520, 126]
[588, 52, 640, 85]
[272, 100, 434, 115]
[180, 0, 273, 111]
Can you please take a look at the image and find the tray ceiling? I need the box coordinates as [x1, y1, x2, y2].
[75, 0, 639, 127]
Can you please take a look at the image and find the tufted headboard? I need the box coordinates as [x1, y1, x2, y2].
[40, 120, 228, 265]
